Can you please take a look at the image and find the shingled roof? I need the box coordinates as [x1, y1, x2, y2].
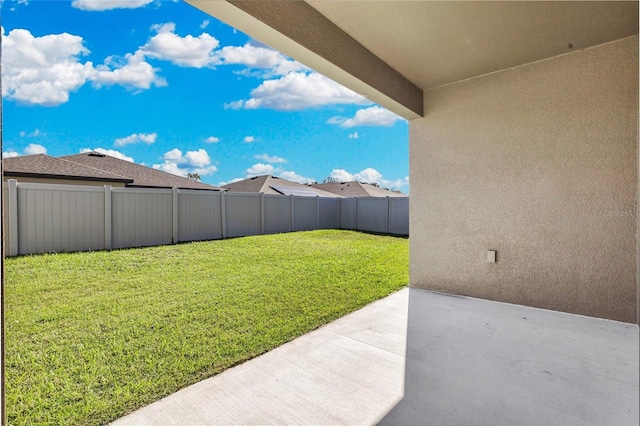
[222, 175, 341, 197]
[311, 181, 407, 197]
[60, 152, 221, 190]
[2, 154, 134, 184]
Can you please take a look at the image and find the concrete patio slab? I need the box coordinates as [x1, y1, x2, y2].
[112, 287, 638, 425]
[382, 289, 639, 426]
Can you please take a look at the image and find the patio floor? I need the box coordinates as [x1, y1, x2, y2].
[112, 287, 639, 425]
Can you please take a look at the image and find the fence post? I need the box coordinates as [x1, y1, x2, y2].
[290, 194, 295, 232]
[260, 192, 265, 234]
[355, 197, 359, 231]
[172, 187, 179, 244]
[386, 196, 390, 234]
[104, 185, 112, 250]
[8, 179, 18, 256]
[316, 196, 320, 230]
[220, 190, 227, 238]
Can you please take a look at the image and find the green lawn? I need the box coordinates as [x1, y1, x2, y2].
[5, 230, 408, 426]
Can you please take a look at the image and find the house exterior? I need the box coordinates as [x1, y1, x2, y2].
[222, 175, 341, 197]
[2, 154, 133, 187]
[187, 1, 639, 325]
[3, 152, 221, 190]
[312, 181, 407, 198]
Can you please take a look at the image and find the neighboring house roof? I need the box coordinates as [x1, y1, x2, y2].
[2, 154, 134, 184]
[60, 152, 221, 190]
[222, 175, 341, 197]
[311, 181, 407, 197]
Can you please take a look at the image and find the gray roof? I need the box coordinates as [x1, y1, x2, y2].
[222, 175, 341, 197]
[2, 154, 134, 184]
[60, 152, 221, 190]
[311, 181, 407, 197]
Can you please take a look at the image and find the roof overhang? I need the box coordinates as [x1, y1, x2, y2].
[186, 1, 638, 121]
[186, 0, 423, 119]
[2, 171, 134, 184]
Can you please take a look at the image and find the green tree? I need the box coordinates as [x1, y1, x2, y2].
[187, 173, 201, 181]
[322, 176, 340, 183]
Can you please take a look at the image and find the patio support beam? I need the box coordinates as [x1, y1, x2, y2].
[186, 0, 423, 120]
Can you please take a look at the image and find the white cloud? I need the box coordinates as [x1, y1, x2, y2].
[135, 25, 303, 77]
[279, 171, 315, 185]
[184, 149, 210, 168]
[2, 151, 20, 159]
[2, 27, 164, 106]
[153, 148, 217, 177]
[2, 28, 95, 106]
[244, 136, 256, 143]
[153, 161, 184, 176]
[246, 163, 274, 177]
[328, 169, 354, 183]
[329, 167, 407, 190]
[71, 0, 153, 11]
[91, 51, 166, 90]
[80, 148, 134, 162]
[23, 143, 47, 155]
[348, 131, 359, 139]
[139, 23, 220, 68]
[200, 19, 210, 29]
[228, 72, 370, 111]
[205, 136, 220, 143]
[19, 129, 41, 138]
[224, 100, 244, 110]
[2, 143, 48, 158]
[215, 43, 306, 77]
[329, 106, 402, 128]
[254, 154, 286, 164]
[114, 132, 157, 147]
[162, 148, 183, 162]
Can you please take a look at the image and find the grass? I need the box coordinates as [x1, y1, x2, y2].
[5, 230, 408, 426]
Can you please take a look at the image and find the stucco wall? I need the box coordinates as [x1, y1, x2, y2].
[410, 36, 638, 323]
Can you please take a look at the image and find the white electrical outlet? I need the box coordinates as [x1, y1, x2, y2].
[487, 250, 497, 263]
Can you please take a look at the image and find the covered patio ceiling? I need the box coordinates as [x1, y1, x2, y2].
[186, 1, 638, 120]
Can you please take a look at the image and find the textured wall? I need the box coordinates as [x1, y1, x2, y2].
[410, 36, 638, 323]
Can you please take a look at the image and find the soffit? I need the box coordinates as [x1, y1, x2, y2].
[306, 1, 639, 89]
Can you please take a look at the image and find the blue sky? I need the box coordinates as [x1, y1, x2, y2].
[1, 0, 409, 191]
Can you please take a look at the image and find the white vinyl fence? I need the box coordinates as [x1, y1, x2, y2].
[2, 180, 409, 256]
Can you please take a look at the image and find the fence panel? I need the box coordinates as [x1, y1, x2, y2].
[319, 198, 340, 229]
[225, 193, 261, 237]
[388, 197, 409, 235]
[294, 197, 317, 231]
[340, 198, 357, 230]
[356, 197, 389, 233]
[111, 188, 172, 249]
[17, 183, 105, 254]
[178, 191, 223, 242]
[2, 183, 11, 255]
[264, 195, 292, 234]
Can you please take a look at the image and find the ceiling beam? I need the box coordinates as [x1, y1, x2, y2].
[186, 0, 423, 120]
